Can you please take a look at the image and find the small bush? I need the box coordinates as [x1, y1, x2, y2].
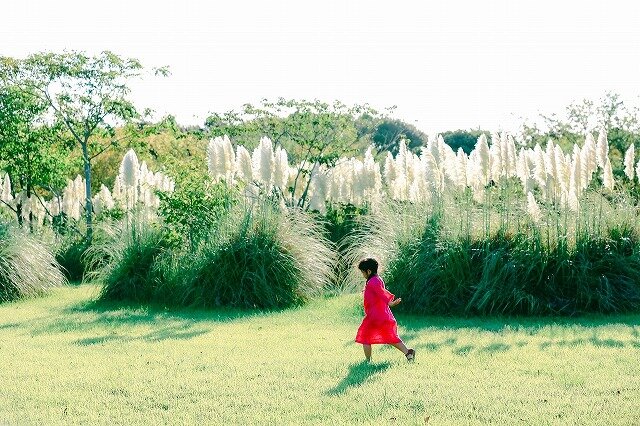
[177, 202, 336, 309]
[0, 221, 66, 302]
[55, 235, 90, 282]
[322, 203, 368, 292]
[85, 218, 172, 302]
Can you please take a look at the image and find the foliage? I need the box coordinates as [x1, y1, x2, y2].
[350, 199, 640, 316]
[0, 85, 73, 225]
[54, 234, 90, 282]
[322, 203, 369, 291]
[206, 98, 374, 161]
[157, 167, 237, 249]
[0, 221, 65, 302]
[85, 218, 172, 302]
[0, 51, 165, 239]
[89, 201, 335, 309]
[370, 117, 429, 155]
[440, 129, 489, 154]
[89, 116, 207, 192]
[175, 201, 336, 309]
[205, 99, 379, 207]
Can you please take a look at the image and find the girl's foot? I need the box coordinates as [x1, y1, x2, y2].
[405, 348, 415, 361]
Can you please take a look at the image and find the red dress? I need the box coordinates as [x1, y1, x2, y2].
[355, 275, 401, 345]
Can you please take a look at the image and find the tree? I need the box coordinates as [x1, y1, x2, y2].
[370, 118, 429, 155]
[0, 86, 71, 227]
[0, 51, 166, 240]
[441, 129, 489, 154]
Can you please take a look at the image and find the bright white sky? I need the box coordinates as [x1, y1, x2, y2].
[3, 0, 640, 134]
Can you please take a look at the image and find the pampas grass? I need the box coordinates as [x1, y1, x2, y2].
[347, 194, 640, 316]
[0, 221, 66, 302]
[175, 201, 336, 309]
[85, 218, 171, 302]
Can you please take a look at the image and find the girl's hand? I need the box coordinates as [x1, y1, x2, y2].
[389, 298, 402, 307]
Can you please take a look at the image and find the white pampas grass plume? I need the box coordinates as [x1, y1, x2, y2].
[1, 173, 13, 202]
[527, 192, 542, 223]
[624, 145, 635, 181]
[455, 148, 468, 188]
[489, 134, 503, 182]
[533, 144, 547, 188]
[235, 145, 253, 182]
[50, 196, 61, 217]
[207, 136, 235, 182]
[596, 130, 609, 168]
[308, 170, 328, 212]
[504, 134, 517, 177]
[383, 152, 396, 186]
[112, 176, 123, 201]
[273, 147, 290, 190]
[581, 133, 597, 184]
[120, 149, 140, 187]
[516, 148, 534, 193]
[475, 134, 490, 186]
[570, 154, 582, 198]
[62, 181, 80, 220]
[98, 185, 114, 211]
[603, 159, 615, 190]
[544, 140, 557, 184]
[252, 137, 275, 188]
[555, 145, 569, 194]
[139, 161, 150, 185]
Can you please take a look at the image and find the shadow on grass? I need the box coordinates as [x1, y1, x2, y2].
[391, 312, 640, 354]
[24, 297, 271, 343]
[396, 312, 640, 334]
[327, 361, 391, 396]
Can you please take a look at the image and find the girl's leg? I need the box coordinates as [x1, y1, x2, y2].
[391, 341, 409, 355]
[363, 344, 372, 361]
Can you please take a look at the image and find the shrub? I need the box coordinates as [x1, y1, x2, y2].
[55, 235, 90, 282]
[322, 203, 369, 292]
[348, 201, 640, 316]
[157, 169, 236, 250]
[177, 201, 336, 309]
[0, 221, 66, 302]
[85, 218, 172, 302]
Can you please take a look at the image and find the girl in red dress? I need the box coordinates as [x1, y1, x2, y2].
[355, 258, 415, 362]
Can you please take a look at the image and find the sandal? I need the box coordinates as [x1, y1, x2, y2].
[406, 348, 415, 361]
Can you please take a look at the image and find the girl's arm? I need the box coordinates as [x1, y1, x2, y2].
[389, 297, 402, 307]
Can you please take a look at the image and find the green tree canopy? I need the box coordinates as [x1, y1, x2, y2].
[440, 129, 489, 154]
[0, 51, 165, 239]
[0, 85, 72, 226]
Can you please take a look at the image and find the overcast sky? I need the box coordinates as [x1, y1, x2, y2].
[3, 0, 640, 134]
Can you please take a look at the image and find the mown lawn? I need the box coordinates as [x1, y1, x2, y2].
[1, 284, 639, 425]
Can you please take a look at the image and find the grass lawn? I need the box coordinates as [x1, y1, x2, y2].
[1, 284, 640, 425]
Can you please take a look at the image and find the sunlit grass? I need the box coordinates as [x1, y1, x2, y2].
[1, 284, 639, 425]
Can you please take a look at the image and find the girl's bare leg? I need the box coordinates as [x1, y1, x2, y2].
[363, 344, 372, 361]
[391, 341, 409, 355]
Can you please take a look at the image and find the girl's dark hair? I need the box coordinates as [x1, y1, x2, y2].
[358, 258, 378, 274]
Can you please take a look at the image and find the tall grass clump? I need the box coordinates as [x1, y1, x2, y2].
[85, 218, 172, 302]
[55, 234, 90, 282]
[348, 194, 640, 316]
[176, 201, 336, 309]
[0, 221, 66, 302]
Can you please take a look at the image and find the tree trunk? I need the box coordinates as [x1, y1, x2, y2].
[81, 141, 93, 242]
[27, 183, 33, 233]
